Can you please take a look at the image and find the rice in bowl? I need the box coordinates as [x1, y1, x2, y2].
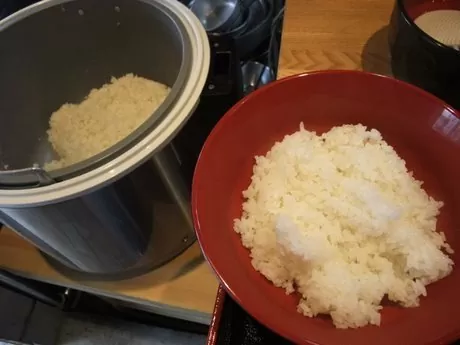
[234, 124, 454, 329]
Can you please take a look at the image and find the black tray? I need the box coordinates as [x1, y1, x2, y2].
[212, 290, 460, 345]
[214, 292, 292, 345]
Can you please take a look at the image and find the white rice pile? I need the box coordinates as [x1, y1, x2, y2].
[45, 74, 170, 170]
[234, 124, 454, 329]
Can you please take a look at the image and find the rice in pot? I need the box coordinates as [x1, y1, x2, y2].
[45, 74, 170, 170]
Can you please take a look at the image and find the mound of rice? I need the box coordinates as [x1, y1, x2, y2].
[45, 74, 170, 170]
[234, 124, 454, 329]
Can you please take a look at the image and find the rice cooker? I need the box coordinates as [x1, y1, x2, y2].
[0, 0, 209, 276]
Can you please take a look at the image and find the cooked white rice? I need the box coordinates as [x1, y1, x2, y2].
[234, 124, 454, 329]
[45, 74, 170, 170]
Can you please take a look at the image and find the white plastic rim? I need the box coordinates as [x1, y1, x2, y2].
[0, 0, 210, 206]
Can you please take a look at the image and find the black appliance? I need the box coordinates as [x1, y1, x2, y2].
[173, 32, 245, 183]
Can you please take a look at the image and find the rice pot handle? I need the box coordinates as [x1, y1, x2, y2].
[0, 165, 55, 188]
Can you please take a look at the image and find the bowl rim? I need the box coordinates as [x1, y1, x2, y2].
[396, 0, 460, 55]
[192, 70, 460, 345]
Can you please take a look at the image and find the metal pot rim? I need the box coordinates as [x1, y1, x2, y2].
[0, 0, 210, 206]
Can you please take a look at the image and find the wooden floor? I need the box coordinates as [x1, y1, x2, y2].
[278, 0, 393, 78]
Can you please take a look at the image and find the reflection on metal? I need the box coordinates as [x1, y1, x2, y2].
[151, 144, 195, 240]
[432, 109, 460, 143]
[242, 61, 274, 95]
[189, 0, 242, 33]
[0, 165, 55, 188]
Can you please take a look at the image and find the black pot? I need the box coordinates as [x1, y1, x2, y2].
[209, 0, 274, 60]
[235, 0, 274, 59]
[389, 0, 460, 109]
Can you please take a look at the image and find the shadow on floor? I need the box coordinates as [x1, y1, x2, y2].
[361, 25, 392, 76]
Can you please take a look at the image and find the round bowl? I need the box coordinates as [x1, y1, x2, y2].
[192, 70, 460, 345]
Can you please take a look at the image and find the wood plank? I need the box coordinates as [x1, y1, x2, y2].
[0, 227, 218, 324]
[278, 0, 394, 78]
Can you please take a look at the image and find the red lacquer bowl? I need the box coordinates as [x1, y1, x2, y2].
[192, 70, 460, 345]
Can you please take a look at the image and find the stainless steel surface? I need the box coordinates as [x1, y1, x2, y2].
[0, 166, 55, 188]
[189, 0, 242, 32]
[234, 0, 273, 58]
[0, 0, 192, 185]
[0, 147, 195, 276]
[151, 147, 195, 242]
[241, 61, 274, 94]
[219, 6, 249, 37]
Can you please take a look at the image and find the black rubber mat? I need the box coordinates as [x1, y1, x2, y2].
[215, 295, 291, 345]
[215, 295, 460, 345]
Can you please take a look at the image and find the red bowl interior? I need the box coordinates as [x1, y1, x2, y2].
[192, 71, 460, 345]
